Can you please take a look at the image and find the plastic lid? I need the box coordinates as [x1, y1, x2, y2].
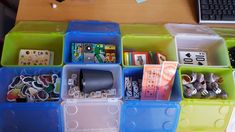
[120, 24, 171, 37]
[63, 100, 121, 132]
[11, 21, 68, 34]
[213, 28, 235, 38]
[165, 23, 217, 36]
[67, 20, 120, 35]
[121, 101, 180, 132]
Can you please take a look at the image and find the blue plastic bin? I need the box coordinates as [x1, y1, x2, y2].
[64, 20, 121, 64]
[120, 68, 181, 132]
[0, 67, 63, 132]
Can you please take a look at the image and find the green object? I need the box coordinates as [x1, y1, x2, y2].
[178, 66, 235, 132]
[213, 28, 235, 69]
[44, 84, 54, 93]
[11, 21, 68, 34]
[1, 21, 67, 67]
[54, 78, 60, 94]
[120, 24, 176, 67]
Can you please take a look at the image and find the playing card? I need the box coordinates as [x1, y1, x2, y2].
[18, 49, 51, 65]
[179, 51, 207, 66]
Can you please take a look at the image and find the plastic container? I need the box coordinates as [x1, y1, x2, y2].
[61, 64, 123, 100]
[0, 67, 63, 132]
[11, 21, 68, 33]
[166, 24, 230, 67]
[120, 24, 177, 67]
[120, 67, 181, 132]
[1, 21, 67, 67]
[63, 100, 122, 132]
[64, 20, 121, 64]
[178, 66, 235, 132]
[213, 28, 235, 69]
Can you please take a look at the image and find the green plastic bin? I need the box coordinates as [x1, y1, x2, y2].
[120, 24, 177, 67]
[213, 28, 235, 69]
[1, 21, 68, 67]
[177, 66, 235, 132]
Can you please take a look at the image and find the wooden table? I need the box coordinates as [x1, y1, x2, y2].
[16, 0, 235, 28]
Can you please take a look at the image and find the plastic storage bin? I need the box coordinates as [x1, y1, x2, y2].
[120, 24, 177, 67]
[63, 100, 122, 132]
[64, 21, 121, 64]
[61, 64, 123, 100]
[1, 21, 67, 67]
[177, 66, 235, 132]
[120, 67, 181, 132]
[62, 64, 122, 132]
[0, 67, 63, 132]
[166, 24, 230, 67]
[213, 27, 235, 69]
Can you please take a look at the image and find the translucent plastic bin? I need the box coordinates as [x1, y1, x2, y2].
[120, 24, 177, 67]
[178, 66, 235, 132]
[120, 68, 181, 132]
[0, 67, 63, 132]
[61, 64, 123, 100]
[64, 21, 121, 64]
[213, 27, 235, 69]
[1, 21, 67, 67]
[11, 21, 68, 33]
[166, 24, 230, 67]
[63, 100, 122, 132]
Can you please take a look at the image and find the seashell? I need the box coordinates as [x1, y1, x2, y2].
[197, 73, 204, 83]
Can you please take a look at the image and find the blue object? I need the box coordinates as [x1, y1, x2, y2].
[64, 20, 121, 64]
[121, 68, 182, 132]
[0, 67, 63, 132]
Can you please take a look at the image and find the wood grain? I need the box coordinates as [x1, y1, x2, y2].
[16, 0, 235, 28]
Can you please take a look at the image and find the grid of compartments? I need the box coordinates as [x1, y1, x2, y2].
[0, 21, 235, 132]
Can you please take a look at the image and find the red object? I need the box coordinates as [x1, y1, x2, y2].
[132, 52, 149, 66]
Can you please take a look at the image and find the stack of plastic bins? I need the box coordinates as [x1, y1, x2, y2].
[0, 21, 67, 132]
[62, 21, 123, 132]
[120, 24, 182, 132]
[212, 28, 235, 132]
[165, 24, 234, 132]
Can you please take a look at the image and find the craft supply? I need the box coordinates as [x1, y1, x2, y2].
[182, 72, 227, 99]
[124, 50, 167, 66]
[6, 74, 60, 102]
[18, 49, 54, 66]
[67, 69, 115, 99]
[179, 51, 208, 66]
[71, 43, 116, 63]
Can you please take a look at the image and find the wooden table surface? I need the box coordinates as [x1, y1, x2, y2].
[16, 0, 235, 28]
